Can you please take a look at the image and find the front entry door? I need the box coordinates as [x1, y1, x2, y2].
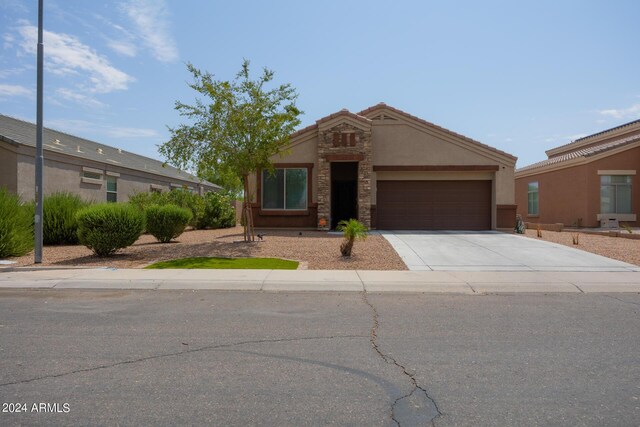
[331, 162, 358, 229]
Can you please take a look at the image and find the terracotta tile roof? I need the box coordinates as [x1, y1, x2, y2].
[545, 118, 640, 156]
[517, 132, 640, 173]
[358, 103, 517, 161]
[288, 108, 373, 140]
[315, 108, 372, 126]
[288, 122, 318, 140]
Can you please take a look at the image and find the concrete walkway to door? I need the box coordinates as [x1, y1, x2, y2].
[380, 230, 639, 272]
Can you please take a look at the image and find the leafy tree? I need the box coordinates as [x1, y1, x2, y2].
[159, 60, 302, 241]
[200, 162, 243, 198]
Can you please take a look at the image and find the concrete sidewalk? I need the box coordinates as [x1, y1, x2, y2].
[1, 268, 639, 293]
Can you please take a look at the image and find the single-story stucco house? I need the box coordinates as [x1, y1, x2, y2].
[515, 119, 640, 228]
[0, 114, 220, 202]
[247, 103, 517, 231]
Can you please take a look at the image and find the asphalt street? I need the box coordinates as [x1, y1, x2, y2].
[0, 290, 638, 426]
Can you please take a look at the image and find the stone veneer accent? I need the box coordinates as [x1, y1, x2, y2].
[317, 122, 372, 230]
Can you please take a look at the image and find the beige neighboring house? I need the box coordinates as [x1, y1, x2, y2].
[247, 103, 517, 230]
[515, 119, 640, 228]
[0, 114, 220, 202]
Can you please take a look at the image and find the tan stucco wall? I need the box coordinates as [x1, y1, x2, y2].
[248, 135, 319, 204]
[515, 146, 640, 227]
[372, 123, 501, 165]
[0, 142, 18, 193]
[371, 123, 516, 206]
[247, 115, 517, 230]
[14, 146, 210, 202]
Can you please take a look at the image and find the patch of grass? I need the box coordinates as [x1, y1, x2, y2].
[145, 256, 298, 270]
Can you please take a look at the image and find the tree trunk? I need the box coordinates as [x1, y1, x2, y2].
[340, 238, 354, 257]
[242, 174, 254, 242]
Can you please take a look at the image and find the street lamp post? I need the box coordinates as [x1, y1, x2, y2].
[34, 0, 44, 263]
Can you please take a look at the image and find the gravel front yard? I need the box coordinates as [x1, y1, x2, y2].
[11, 226, 408, 270]
[524, 229, 640, 266]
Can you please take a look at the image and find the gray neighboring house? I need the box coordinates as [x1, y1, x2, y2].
[0, 115, 220, 202]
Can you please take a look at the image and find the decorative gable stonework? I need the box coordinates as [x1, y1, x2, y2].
[317, 122, 372, 230]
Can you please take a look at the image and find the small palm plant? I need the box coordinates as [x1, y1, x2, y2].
[336, 218, 368, 257]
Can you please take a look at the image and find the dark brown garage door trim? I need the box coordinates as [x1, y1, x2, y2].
[373, 165, 499, 172]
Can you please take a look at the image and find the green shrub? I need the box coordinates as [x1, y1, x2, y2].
[43, 192, 89, 245]
[128, 191, 166, 212]
[76, 203, 145, 256]
[165, 189, 205, 228]
[129, 189, 205, 229]
[145, 204, 192, 243]
[0, 188, 34, 258]
[198, 191, 236, 229]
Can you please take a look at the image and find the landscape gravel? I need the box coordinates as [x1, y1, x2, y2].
[523, 229, 640, 266]
[11, 226, 408, 270]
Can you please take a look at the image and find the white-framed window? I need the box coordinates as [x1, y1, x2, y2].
[527, 182, 539, 215]
[262, 168, 308, 210]
[106, 176, 118, 202]
[601, 175, 632, 214]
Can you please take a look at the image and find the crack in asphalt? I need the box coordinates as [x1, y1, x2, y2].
[361, 292, 442, 426]
[603, 295, 640, 307]
[0, 334, 366, 388]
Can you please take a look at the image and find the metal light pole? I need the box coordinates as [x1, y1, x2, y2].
[34, 0, 44, 263]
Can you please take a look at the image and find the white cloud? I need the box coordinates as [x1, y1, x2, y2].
[17, 25, 134, 93]
[122, 0, 178, 62]
[599, 103, 640, 120]
[0, 83, 32, 97]
[107, 40, 137, 57]
[3, 33, 15, 49]
[55, 88, 106, 108]
[0, 66, 32, 78]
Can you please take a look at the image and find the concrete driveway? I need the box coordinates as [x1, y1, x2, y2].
[380, 230, 639, 271]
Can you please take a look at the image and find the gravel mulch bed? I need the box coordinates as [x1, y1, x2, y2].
[10, 226, 408, 270]
[523, 229, 640, 266]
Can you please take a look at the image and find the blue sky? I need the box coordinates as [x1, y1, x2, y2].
[1, 0, 639, 168]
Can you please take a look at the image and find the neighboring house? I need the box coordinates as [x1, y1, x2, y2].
[515, 119, 640, 228]
[247, 103, 517, 230]
[0, 115, 220, 202]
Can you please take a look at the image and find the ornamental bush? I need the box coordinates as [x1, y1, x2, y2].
[127, 191, 165, 212]
[43, 192, 89, 245]
[145, 204, 192, 243]
[198, 191, 236, 229]
[76, 203, 145, 256]
[165, 189, 205, 228]
[128, 189, 205, 229]
[0, 187, 34, 258]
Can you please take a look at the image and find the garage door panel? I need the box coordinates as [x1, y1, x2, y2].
[376, 180, 491, 230]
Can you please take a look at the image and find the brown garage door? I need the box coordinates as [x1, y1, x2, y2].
[376, 180, 491, 230]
